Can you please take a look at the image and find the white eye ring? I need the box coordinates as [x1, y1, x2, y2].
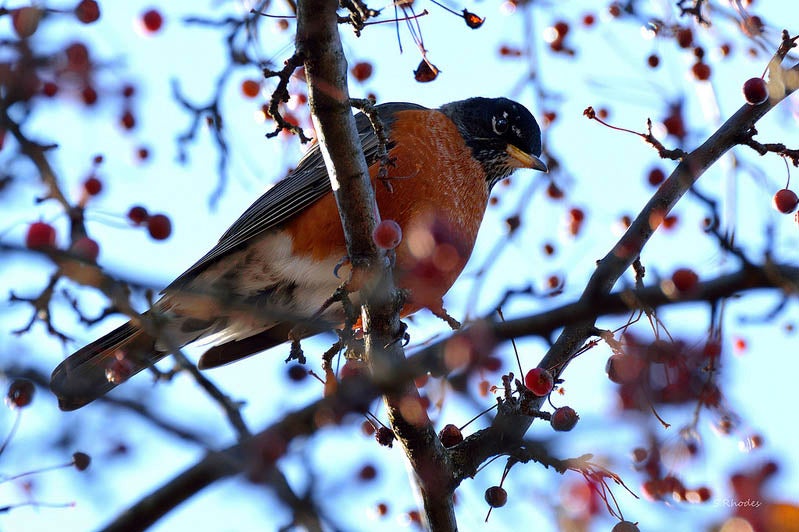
[492, 115, 509, 135]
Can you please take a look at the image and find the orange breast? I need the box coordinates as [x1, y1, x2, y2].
[284, 109, 489, 313]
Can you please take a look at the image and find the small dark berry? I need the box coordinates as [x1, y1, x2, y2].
[485, 486, 507, 508]
[7, 379, 35, 408]
[438, 424, 463, 447]
[72, 451, 91, 471]
[127, 205, 149, 225]
[375, 426, 395, 447]
[550, 406, 579, 431]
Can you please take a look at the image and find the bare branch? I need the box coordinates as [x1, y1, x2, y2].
[295, 2, 456, 528]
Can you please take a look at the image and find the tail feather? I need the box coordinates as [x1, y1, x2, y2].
[50, 322, 165, 411]
[197, 322, 297, 369]
[197, 321, 333, 369]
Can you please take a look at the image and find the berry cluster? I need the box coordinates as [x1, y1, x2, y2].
[127, 206, 173, 240]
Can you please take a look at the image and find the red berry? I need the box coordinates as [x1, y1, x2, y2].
[122, 84, 136, 98]
[693, 46, 706, 60]
[127, 205, 149, 225]
[147, 213, 172, 240]
[74, 0, 100, 24]
[136, 146, 150, 161]
[647, 54, 660, 68]
[773, 189, 799, 214]
[6, 379, 35, 408]
[72, 451, 91, 471]
[582, 13, 596, 26]
[65, 42, 90, 72]
[141, 9, 163, 33]
[359, 421, 376, 438]
[438, 424, 463, 447]
[553, 21, 570, 38]
[743, 77, 769, 105]
[647, 167, 666, 186]
[42, 81, 59, 97]
[568, 207, 585, 223]
[93, 154, 104, 165]
[548, 39, 564, 53]
[70, 236, 100, 262]
[241, 79, 260, 98]
[372, 219, 402, 250]
[120, 110, 136, 130]
[25, 222, 56, 249]
[524, 367, 554, 396]
[351, 61, 374, 82]
[662, 214, 679, 229]
[414, 59, 439, 83]
[81, 86, 98, 106]
[550, 406, 579, 431]
[83, 176, 103, 196]
[741, 15, 763, 37]
[695, 486, 712, 502]
[691, 62, 711, 81]
[11, 7, 41, 38]
[462, 10, 483, 29]
[546, 182, 564, 199]
[662, 108, 686, 140]
[358, 463, 377, 481]
[484, 486, 507, 508]
[671, 267, 699, 293]
[676, 27, 693, 48]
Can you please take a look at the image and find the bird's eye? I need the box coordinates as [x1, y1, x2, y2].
[493, 115, 509, 135]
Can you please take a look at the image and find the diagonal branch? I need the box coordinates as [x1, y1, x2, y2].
[449, 51, 799, 477]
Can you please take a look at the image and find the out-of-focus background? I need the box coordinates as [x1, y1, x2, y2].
[1, 1, 798, 531]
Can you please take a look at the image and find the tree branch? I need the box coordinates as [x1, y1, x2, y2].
[96, 260, 798, 529]
[449, 54, 799, 478]
[295, 1, 456, 529]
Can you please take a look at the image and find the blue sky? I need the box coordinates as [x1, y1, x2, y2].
[2, 1, 799, 531]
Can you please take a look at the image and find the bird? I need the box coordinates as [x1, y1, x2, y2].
[50, 96, 547, 411]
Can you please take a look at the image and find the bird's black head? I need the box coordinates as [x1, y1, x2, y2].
[440, 97, 547, 190]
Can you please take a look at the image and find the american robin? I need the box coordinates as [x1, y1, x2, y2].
[50, 97, 547, 410]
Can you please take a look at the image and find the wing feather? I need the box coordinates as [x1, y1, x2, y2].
[166, 102, 426, 292]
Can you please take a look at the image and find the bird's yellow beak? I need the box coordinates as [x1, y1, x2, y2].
[506, 144, 548, 172]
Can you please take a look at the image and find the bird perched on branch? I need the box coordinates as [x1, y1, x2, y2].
[50, 97, 547, 410]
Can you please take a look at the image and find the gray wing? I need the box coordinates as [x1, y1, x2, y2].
[165, 102, 426, 292]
